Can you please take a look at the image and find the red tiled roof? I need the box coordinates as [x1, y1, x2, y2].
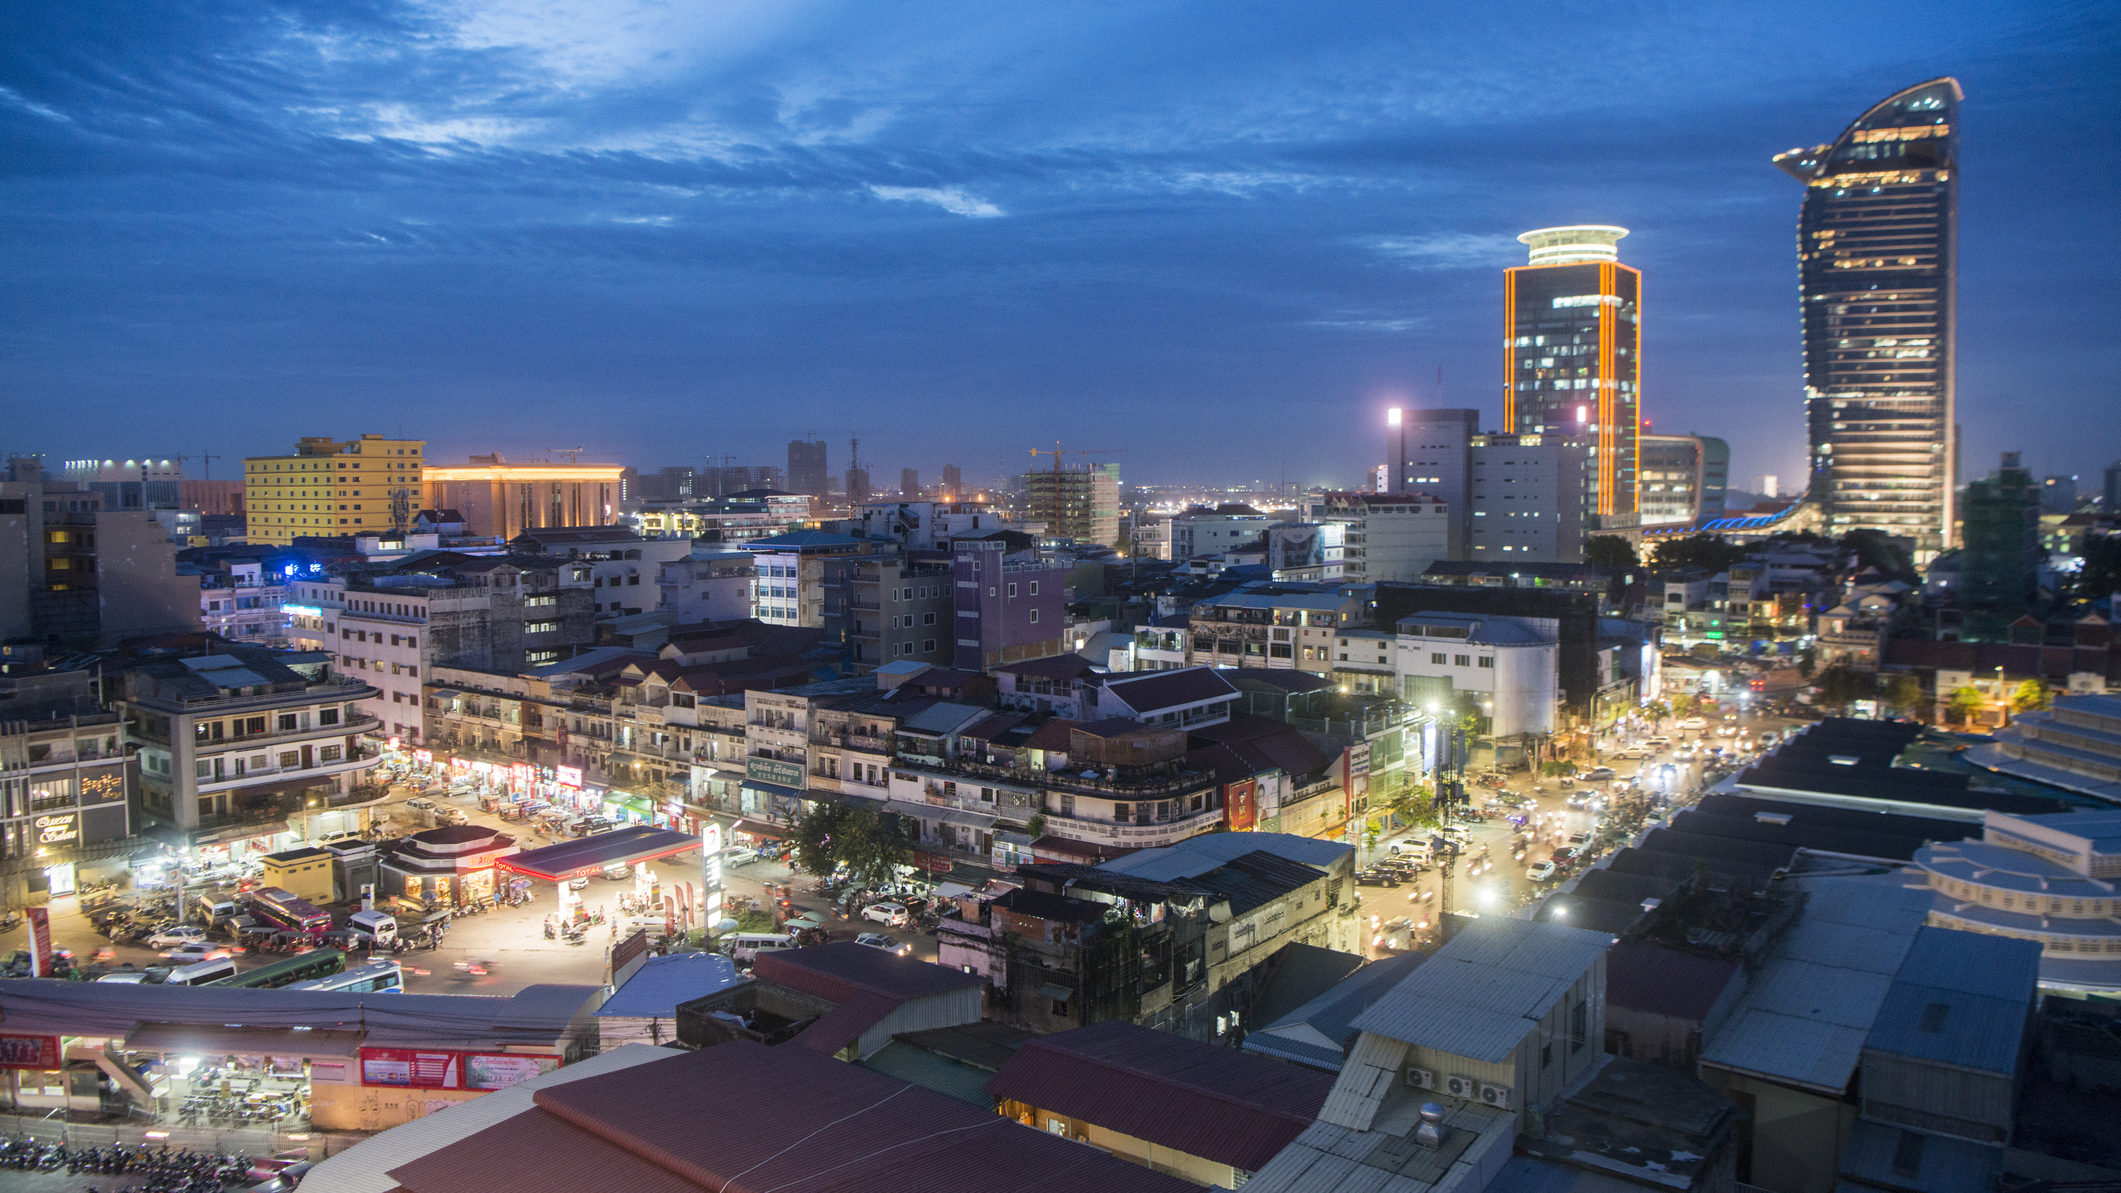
[1021, 718, 1084, 751]
[985, 1020, 1331, 1172]
[387, 1041, 1198, 1193]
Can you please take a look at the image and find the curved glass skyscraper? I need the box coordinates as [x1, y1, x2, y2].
[1504, 225, 1640, 519]
[1775, 78, 1961, 558]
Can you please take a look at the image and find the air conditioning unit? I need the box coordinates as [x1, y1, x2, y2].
[1405, 1067, 1436, 1090]
[1479, 1083, 1512, 1110]
[1444, 1074, 1476, 1099]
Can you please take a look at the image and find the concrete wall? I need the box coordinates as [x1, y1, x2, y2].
[1701, 1068, 1853, 1193]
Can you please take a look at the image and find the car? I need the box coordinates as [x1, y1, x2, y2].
[162, 942, 231, 963]
[1645, 736, 1671, 749]
[1677, 717, 1707, 732]
[147, 926, 207, 949]
[855, 932, 912, 957]
[1616, 746, 1649, 760]
[1527, 860, 1558, 882]
[406, 798, 434, 811]
[861, 901, 909, 927]
[601, 862, 634, 881]
[1356, 868, 1401, 887]
[1581, 766, 1616, 782]
[434, 806, 470, 826]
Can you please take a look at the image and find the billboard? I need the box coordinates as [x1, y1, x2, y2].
[745, 757, 805, 789]
[359, 1047, 558, 1091]
[0, 1034, 61, 1070]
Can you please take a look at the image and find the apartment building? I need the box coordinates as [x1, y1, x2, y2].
[0, 668, 133, 906]
[120, 645, 384, 850]
[745, 530, 867, 627]
[839, 557, 952, 668]
[952, 539, 1067, 670]
[1301, 492, 1450, 582]
[1, 458, 202, 648]
[243, 435, 425, 546]
[1186, 588, 1362, 674]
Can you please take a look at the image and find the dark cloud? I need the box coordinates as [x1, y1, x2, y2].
[1, 0, 2116, 488]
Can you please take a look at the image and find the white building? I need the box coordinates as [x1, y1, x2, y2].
[1170, 505, 1273, 560]
[1466, 432, 1590, 563]
[656, 550, 755, 624]
[1332, 612, 1559, 739]
[1301, 493, 1450, 582]
[197, 560, 293, 646]
[1915, 808, 2121, 996]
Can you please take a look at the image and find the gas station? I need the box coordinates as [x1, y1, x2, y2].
[494, 826, 709, 934]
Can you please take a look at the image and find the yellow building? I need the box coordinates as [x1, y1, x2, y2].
[260, 845, 336, 903]
[244, 435, 426, 546]
[423, 454, 627, 540]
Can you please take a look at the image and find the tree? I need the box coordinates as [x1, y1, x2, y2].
[1648, 533, 1748, 576]
[1797, 645, 1818, 680]
[2011, 678, 2055, 714]
[789, 801, 847, 879]
[1838, 529, 1917, 585]
[1881, 673, 1925, 718]
[833, 808, 913, 891]
[1947, 686, 1988, 726]
[1814, 663, 1872, 712]
[1584, 535, 1639, 569]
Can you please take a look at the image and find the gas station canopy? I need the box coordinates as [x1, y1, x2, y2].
[496, 826, 702, 882]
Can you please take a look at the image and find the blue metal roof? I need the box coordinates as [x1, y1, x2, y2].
[1862, 927, 2040, 1075]
[597, 952, 744, 1019]
[1243, 953, 1427, 1071]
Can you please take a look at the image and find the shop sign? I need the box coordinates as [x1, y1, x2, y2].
[81, 771, 123, 803]
[0, 1035, 60, 1070]
[511, 764, 534, 788]
[556, 765, 583, 789]
[413, 749, 434, 765]
[387, 736, 403, 749]
[35, 813, 79, 846]
[358, 1047, 557, 1091]
[745, 757, 805, 788]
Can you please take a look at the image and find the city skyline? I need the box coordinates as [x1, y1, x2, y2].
[3, 3, 2117, 491]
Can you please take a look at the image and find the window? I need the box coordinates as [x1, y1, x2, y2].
[1028, 609, 1039, 624]
[1478, 656, 1495, 669]
[320, 708, 340, 725]
[1029, 581, 1039, 595]
[278, 750, 300, 768]
[922, 639, 937, 652]
[1570, 998, 1588, 1052]
[1114, 803, 1131, 822]
[278, 713, 298, 732]
[319, 745, 343, 762]
[1454, 655, 1471, 668]
[1431, 652, 1446, 665]
[1007, 582, 1017, 598]
[922, 611, 937, 626]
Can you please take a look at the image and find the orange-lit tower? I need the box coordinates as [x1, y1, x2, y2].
[1503, 226, 1641, 519]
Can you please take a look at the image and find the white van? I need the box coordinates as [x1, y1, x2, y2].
[165, 957, 238, 986]
[728, 933, 795, 964]
[96, 972, 150, 984]
[348, 910, 399, 947]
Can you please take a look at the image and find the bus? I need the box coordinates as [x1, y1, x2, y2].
[286, 960, 404, 993]
[250, 887, 332, 937]
[211, 948, 347, 989]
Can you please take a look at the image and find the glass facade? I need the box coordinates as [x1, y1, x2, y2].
[1504, 227, 1640, 518]
[1775, 78, 1960, 558]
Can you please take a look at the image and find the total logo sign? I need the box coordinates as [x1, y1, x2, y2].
[701, 823, 724, 906]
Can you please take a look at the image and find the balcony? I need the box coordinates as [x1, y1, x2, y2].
[928, 757, 1213, 799]
[196, 741, 386, 794]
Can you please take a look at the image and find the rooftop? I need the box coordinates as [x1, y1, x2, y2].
[1351, 917, 1613, 1064]
[985, 1020, 1334, 1173]
[752, 940, 986, 1004]
[1095, 666, 1239, 713]
[1862, 926, 2041, 1075]
[595, 952, 745, 1020]
[1096, 830, 1351, 882]
[1245, 953, 1429, 1071]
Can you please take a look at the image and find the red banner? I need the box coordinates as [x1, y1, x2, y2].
[0, 1035, 61, 1070]
[27, 907, 51, 978]
[358, 1047, 557, 1091]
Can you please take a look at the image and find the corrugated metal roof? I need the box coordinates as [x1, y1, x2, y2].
[983, 1020, 1332, 1172]
[1096, 831, 1350, 880]
[1245, 954, 1427, 1072]
[1350, 918, 1609, 1063]
[1698, 873, 1930, 1092]
[1835, 1119, 2002, 1193]
[790, 989, 899, 1056]
[752, 940, 985, 1003]
[301, 1045, 675, 1193]
[1603, 940, 1740, 1022]
[1862, 927, 2040, 1074]
[595, 953, 743, 1020]
[1315, 1031, 1406, 1131]
[386, 1040, 1200, 1193]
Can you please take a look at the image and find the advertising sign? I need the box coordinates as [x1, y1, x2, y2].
[26, 907, 51, 977]
[556, 765, 584, 789]
[34, 813, 79, 846]
[1224, 778, 1257, 832]
[701, 823, 723, 922]
[358, 1047, 555, 1090]
[0, 1034, 61, 1070]
[744, 757, 805, 789]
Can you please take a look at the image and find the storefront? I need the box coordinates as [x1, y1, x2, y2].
[378, 824, 517, 912]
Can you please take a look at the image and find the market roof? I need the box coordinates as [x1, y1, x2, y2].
[495, 826, 701, 881]
[986, 1020, 1333, 1173]
[1862, 927, 2041, 1075]
[752, 940, 985, 1004]
[382, 1040, 1199, 1193]
[1351, 917, 1612, 1063]
[1603, 940, 1742, 1022]
[1697, 873, 1932, 1094]
[596, 952, 745, 1020]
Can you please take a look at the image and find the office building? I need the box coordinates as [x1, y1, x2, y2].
[421, 454, 625, 541]
[1023, 465, 1121, 547]
[2040, 474, 2078, 515]
[1466, 432, 1590, 563]
[786, 439, 827, 497]
[1775, 77, 1962, 558]
[940, 463, 963, 499]
[1697, 435, 1730, 518]
[243, 435, 426, 546]
[1301, 492, 1451, 581]
[1390, 407, 1477, 556]
[1639, 433, 1707, 526]
[2104, 461, 2121, 511]
[697, 464, 782, 498]
[1504, 226, 1642, 519]
[0, 668, 132, 908]
[899, 468, 919, 498]
[0, 459, 202, 647]
[1169, 504, 1272, 560]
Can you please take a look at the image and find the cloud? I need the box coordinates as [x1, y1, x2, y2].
[867, 185, 1003, 219]
[1363, 232, 1523, 271]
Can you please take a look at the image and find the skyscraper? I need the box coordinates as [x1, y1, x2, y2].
[1775, 78, 1961, 558]
[787, 439, 827, 496]
[1504, 226, 1640, 520]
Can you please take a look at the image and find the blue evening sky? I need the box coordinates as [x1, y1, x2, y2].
[2, 1, 2115, 491]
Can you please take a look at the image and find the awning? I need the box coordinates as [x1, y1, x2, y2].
[496, 826, 702, 882]
[607, 795, 655, 818]
[1035, 983, 1073, 1002]
[919, 807, 998, 829]
[739, 780, 803, 800]
[731, 819, 783, 840]
[125, 1024, 364, 1060]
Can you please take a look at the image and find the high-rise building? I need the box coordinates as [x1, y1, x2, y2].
[242, 435, 425, 546]
[1390, 407, 1478, 558]
[900, 468, 920, 498]
[2039, 475, 2078, 515]
[1697, 437, 1730, 520]
[1023, 465, 1121, 547]
[1775, 78, 1962, 559]
[787, 440, 828, 496]
[940, 464, 963, 499]
[1504, 226, 1641, 520]
[60, 458, 183, 510]
[1, 458, 201, 647]
[1466, 433, 1590, 563]
[1638, 434, 1706, 527]
[2106, 461, 2121, 511]
[1959, 452, 2039, 641]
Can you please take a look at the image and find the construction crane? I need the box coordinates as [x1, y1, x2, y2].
[548, 447, 585, 463]
[175, 450, 221, 480]
[1026, 443, 1125, 538]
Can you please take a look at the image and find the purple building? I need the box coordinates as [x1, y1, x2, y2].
[953, 539, 1067, 670]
